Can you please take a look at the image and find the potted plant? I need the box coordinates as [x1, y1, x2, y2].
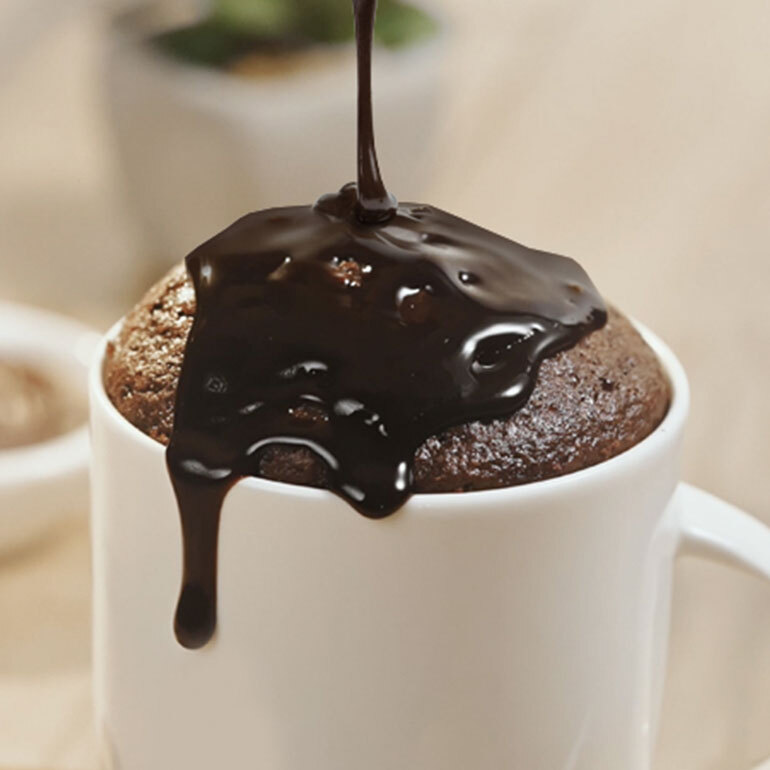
[104, 0, 445, 274]
[153, 0, 437, 69]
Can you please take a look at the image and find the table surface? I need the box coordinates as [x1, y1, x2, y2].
[1, 0, 769, 767]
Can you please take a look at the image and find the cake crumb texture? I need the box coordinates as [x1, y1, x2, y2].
[104, 264, 670, 492]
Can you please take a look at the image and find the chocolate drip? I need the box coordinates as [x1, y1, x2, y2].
[170, 478, 228, 649]
[166, 0, 607, 649]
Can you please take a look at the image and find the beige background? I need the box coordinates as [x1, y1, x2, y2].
[1, 0, 769, 767]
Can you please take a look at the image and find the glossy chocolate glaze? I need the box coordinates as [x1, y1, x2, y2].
[166, 0, 606, 649]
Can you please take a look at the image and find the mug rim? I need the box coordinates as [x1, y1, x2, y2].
[90, 319, 689, 511]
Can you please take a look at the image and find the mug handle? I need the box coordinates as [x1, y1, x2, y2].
[675, 482, 770, 769]
[677, 483, 770, 582]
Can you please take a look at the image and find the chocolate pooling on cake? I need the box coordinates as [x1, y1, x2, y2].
[166, 0, 607, 649]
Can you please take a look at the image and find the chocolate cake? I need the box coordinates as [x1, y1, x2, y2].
[104, 263, 669, 493]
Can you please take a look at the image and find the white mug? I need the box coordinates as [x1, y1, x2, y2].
[89, 323, 770, 770]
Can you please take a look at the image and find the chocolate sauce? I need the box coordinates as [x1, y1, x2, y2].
[167, 0, 607, 649]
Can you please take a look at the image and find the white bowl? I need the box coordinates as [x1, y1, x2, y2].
[103, 1, 448, 269]
[0, 302, 98, 553]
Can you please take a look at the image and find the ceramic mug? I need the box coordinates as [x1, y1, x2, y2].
[90, 323, 770, 770]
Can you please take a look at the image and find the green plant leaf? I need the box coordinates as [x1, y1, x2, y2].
[375, 0, 438, 48]
[293, 0, 355, 44]
[153, 20, 255, 67]
[212, 0, 295, 38]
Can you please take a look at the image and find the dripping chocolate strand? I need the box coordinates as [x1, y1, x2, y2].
[353, 0, 397, 223]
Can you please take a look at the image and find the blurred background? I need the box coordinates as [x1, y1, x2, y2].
[1, 0, 769, 767]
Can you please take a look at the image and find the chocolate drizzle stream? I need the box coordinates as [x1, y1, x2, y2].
[353, 0, 397, 223]
[166, 0, 607, 649]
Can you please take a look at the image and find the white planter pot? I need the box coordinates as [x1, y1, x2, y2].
[103, 2, 447, 268]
